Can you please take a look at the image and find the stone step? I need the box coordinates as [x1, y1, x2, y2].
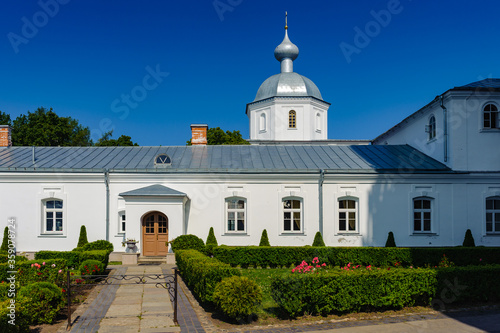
[138, 256, 166, 265]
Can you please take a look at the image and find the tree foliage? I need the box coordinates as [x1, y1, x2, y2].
[95, 130, 138, 146]
[187, 127, 249, 145]
[312, 231, 326, 247]
[0, 227, 8, 252]
[11, 107, 92, 146]
[385, 231, 396, 247]
[463, 229, 475, 247]
[77, 225, 89, 248]
[259, 229, 270, 246]
[0, 111, 11, 126]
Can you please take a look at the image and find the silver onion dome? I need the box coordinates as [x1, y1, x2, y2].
[253, 14, 323, 102]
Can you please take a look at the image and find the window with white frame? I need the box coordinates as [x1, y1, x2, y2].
[483, 104, 499, 129]
[43, 199, 63, 233]
[427, 115, 436, 140]
[316, 113, 321, 132]
[283, 198, 302, 232]
[259, 113, 266, 132]
[413, 197, 433, 233]
[226, 198, 246, 233]
[338, 198, 357, 232]
[119, 211, 126, 233]
[486, 196, 500, 234]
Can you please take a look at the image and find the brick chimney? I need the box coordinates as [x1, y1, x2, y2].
[0, 125, 12, 147]
[190, 124, 208, 145]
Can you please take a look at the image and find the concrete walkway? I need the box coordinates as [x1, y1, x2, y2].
[68, 264, 180, 333]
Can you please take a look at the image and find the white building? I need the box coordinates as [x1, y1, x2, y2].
[0, 25, 499, 257]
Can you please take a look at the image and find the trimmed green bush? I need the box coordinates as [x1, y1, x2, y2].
[175, 249, 240, 303]
[72, 247, 84, 252]
[0, 299, 30, 332]
[213, 246, 500, 268]
[79, 260, 106, 275]
[18, 282, 64, 324]
[271, 268, 437, 317]
[169, 234, 205, 253]
[213, 276, 262, 320]
[463, 229, 475, 247]
[259, 229, 270, 246]
[0, 227, 8, 252]
[82, 240, 113, 252]
[312, 232, 326, 247]
[0, 254, 27, 264]
[206, 227, 218, 256]
[77, 225, 89, 248]
[0, 259, 67, 287]
[35, 249, 110, 268]
[385, 232, 396, 247]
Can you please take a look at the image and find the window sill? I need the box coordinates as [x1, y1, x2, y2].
[38, 234, 66, 238]
[280, 231, 305, 235]
[480, 128, 500, 132]
[223, 232, 248, 236]
[484, 233, 500, 237]
[411, 233, 437, 236]
[336, 232, 360, 236]
[427, 138, 437, 144]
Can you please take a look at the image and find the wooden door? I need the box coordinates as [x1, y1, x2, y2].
[142, 212, 169, 256]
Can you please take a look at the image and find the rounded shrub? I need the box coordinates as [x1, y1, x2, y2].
[82, 240, 114, 252]
[79, 259, 105, 275]
[169, 234, 205, 253]
[258, 229, 270, 246]
[312, 231, 325, 247]
[213, 276, 262, 320]
[0, 299, 31, 332]
[18, 282, 64, 324]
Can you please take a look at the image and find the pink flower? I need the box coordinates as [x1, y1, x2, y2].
[321, 263, 326, 267]
[480, 258, 482, 262]
[58, 270, 62, 273]
[51, 264, 56, 268]
[31, 264, 34, 267]
[42, 262, 46, 265]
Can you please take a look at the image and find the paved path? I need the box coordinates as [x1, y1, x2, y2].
[68, 265, 180, 333]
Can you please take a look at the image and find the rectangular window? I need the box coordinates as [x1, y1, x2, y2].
[44, 200, 63, 233]
[283, 199, 301, 232]
[486, 197, 500, 234]
[119, 213, 126, 233]
[338, 199, 357, 232]
[413, 198, 432, 233]
[226, 198, 246, 233]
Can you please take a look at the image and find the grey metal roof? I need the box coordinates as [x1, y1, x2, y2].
[0, 145, 449, 173]
[253, 72, 323, 102]
[455, 78, 500, 89]
[119, 184, 187, 197]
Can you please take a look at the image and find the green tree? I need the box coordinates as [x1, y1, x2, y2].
[77, 225, 89, 248]
[206, 227, 218, 246]
[187, 127, 249, 145]
[12, 107, 92, 146]
[259, 229, 270, 246]
[95, 130, 138, 146]
[312, 231, 325, 246]
[0, 111, 11, 125]
[463, 229, 475, 247]
[385, 231, 396, 247]
[0, 227, 8, 252]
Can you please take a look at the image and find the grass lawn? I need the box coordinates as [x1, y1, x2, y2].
[240, 267, 291, 318]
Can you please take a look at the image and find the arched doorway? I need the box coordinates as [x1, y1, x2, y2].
[142, 211, 168, 256]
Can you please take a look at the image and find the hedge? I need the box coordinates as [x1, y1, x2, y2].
[35, 250, 110, 268]
[0, 259, 67, 287]
[175, 249, 240, 303]
[213, 246, 500, 268]
[271, 265, 500, 317]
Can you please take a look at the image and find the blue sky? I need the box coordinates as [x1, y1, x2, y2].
[1, 0, 499, 146]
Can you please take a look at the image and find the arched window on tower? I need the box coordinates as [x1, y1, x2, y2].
[259, 113, 266, 132]
[316, 113, 321, 132]
[288, 110, 296, 128]
[426, 115, 436, 140]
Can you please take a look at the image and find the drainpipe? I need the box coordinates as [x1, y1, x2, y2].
[439, 95, 448, 162]
[104, 169, 110, 242]
[318, 169, 325, 235]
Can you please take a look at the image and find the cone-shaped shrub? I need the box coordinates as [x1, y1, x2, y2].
[259, 229, 270, 246]
[312, 231, 325, 246]
[385, 231, 396, 247]
[77, 225, 89, 248]
[0, 227, 8, 252]
[463, 229, 475, 247]
[206, 227, 218, 246]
